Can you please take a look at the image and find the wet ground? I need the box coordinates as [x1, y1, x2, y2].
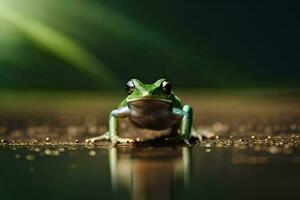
[0, 90, 300, 200]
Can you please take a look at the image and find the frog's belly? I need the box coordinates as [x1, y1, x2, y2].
[129, 110, 178, 130]
[127, 99, 180, 130]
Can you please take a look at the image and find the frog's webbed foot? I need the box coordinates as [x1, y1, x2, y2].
[111, 136, 134, 146]
[85, 132, 110, 143]
[85, 132, 134, 146]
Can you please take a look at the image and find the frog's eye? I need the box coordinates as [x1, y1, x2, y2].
[161, 80, 172, 95]
[126, 81, 135, 95]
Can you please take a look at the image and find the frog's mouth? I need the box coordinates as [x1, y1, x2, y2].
[127, 97, 172, 103]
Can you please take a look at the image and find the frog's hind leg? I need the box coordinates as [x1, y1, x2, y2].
[191, 127, 203, 142]
[191, 128, 215, 142]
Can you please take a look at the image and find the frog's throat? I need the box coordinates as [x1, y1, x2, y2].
[127, 97, 172, 103]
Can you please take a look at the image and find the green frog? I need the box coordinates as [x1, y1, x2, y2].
[86, 78, 206, 146]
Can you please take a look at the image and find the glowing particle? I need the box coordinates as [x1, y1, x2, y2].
[205, 149, 212, 153]
[26, 154, 35, 161]
[89, 150, 96, 156]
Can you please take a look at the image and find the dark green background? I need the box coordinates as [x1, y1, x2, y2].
[0, 0, 299, 89]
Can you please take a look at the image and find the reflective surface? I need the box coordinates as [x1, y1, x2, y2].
[0, 144, 299, 200]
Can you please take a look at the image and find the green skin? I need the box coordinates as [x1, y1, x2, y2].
[86, 78, 194, 146]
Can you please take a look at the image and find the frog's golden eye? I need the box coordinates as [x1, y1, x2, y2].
[161, 80, 172, 95]
[126, 81, 135, 95]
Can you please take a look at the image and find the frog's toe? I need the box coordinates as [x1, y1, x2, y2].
[192, 133, 203, 142]
[85, 138, 93, 143]
[117, 137, 134, 143]
[85, 132, 110, 144]
[111, 136, 134, 145]
[199, 130, 216, 139]
[192, 129, 216, 141]
[85, 138, 98, 144]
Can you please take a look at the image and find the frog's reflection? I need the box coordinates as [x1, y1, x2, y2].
[108, 147, 191, 200]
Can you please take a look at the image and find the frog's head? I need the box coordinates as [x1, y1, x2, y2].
[126, 78, 175, 104]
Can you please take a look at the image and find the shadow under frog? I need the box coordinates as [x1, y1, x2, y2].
[107, 146, 192, 200]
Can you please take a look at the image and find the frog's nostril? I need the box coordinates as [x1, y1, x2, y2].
[142, 91, 150, 97]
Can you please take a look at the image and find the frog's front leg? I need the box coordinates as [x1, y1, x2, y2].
[86, 106, 133, 145]
[173, 105, 193, 145]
